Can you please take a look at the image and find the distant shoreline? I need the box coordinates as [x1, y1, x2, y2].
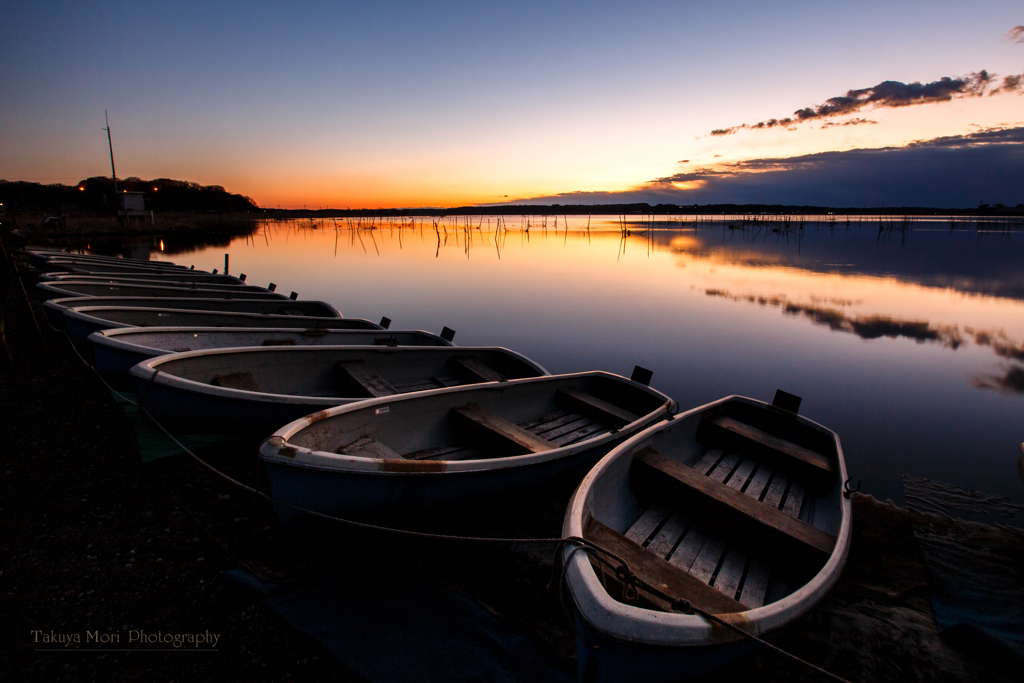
[256, 202, 1024, 219]
[4, 203, 1022, 242]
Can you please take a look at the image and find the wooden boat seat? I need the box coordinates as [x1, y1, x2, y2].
[631, 446, 836, 578]
[210, 371, 261, 392]
[333, 360, 398, 398]
[602, 444, 834, 611]
[448, 355, 504, 383]
[698, 414, 835, 494]
[555, 387, 639, 428]
[610, 443, 811, 609]
[449, 403, 555, 455]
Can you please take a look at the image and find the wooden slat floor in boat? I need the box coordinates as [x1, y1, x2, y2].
[520, 409, 613, 446]
[403, 409, 614, 461]
[622, 446, 807, 609]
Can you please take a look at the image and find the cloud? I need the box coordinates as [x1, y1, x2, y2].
[820, 118, 878, 129]
[991, 73, 1022, 94]
[500, 126, 1024, 207]
[710, 70, 1014, 136]
[1004, 26, 1024, 44]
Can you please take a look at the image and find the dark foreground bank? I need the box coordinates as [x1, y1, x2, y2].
[2, 243, 1019, 682]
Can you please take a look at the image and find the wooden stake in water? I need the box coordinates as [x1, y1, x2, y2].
[224, 253, 229, 275]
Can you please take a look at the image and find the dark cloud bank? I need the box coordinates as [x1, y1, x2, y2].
[512, 127, 1024, 208]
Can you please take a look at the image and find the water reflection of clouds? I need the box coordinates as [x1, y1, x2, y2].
[664, 228, 1024, 301]
[704, 288, 1024, 393]
[177, 221, 1024, 393]
[971, 367, 1024, 394]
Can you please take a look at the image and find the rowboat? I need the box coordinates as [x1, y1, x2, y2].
[257, 371, 675, 526]
[28, 251, 192, 271]
[37, 280, 283, 301]
[560, 392, 851, 682]
[44, 263, 202, 277]
[40, 258, 195, 274]
[90, 326, 452, 384]
[39, 272, 248, 286]
[131, 346, 550, 433]
[62, 306, 376, 352]
[43, 296, 337, 331]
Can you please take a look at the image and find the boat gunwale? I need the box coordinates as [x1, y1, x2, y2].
[47, 296, 299, 319]
[257, 371, 675, 475]
[42, 257, 194, 270]
[45, 295, 340, 317]
[39, 273, 247, 286]
[561, 394, 852, 647]
[37, 281, 287, 300]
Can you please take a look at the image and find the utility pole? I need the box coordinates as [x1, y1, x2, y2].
[103, 110, 118, 200]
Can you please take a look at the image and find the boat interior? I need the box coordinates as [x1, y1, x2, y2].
[157, 348, 545, 400]
[582, 395, 842, 615]
[285, 375, 670, 463]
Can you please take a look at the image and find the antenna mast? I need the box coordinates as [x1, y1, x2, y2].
[103, 110, 118, 194]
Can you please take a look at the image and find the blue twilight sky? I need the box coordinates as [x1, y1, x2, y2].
[1, 1, 1022, 207]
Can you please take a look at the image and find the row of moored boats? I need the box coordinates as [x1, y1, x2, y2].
[28, 247, 851, 682]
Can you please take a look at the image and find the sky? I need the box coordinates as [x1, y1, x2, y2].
[1, 1, 1022, 208]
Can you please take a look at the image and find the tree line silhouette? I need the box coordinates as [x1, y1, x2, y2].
[0, 177, 258, 214]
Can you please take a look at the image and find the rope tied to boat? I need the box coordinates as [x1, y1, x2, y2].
[64, 329, 851, 683]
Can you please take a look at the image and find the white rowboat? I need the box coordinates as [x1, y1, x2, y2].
[561, 393, 851, 682]
[258, 371, 675, 526]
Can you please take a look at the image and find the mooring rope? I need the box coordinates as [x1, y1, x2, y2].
[63, 325, 849, 683]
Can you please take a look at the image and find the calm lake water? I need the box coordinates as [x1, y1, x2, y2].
[156, 216, 1024, 506]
